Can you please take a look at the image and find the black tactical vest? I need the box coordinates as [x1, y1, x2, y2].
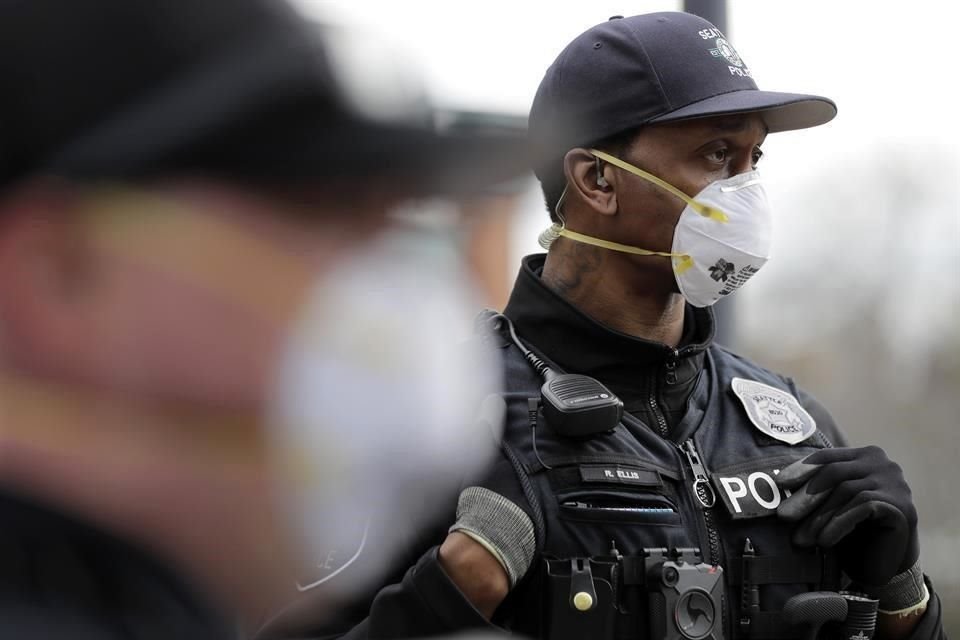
[487, 319, 843, 640]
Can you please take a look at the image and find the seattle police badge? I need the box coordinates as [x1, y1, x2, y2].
[731, 378, 816, 445]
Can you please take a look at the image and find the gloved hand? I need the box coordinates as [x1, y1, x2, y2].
[776, 446, 919, 587]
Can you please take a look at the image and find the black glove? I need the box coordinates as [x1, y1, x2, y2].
[776, 446, 919, 587]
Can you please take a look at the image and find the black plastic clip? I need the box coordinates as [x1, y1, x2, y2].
[569, 558, 598, 613]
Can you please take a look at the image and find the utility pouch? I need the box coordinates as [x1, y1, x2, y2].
[544, 556, 619, 640]
[542, 548, 724, 640]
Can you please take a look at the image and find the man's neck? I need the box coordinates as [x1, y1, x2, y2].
[541, 242, 686, 347]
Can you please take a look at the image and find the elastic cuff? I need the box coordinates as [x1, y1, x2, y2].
[862, 561, 927, 612]
[449, 486, 536, 588]
[879, 582, 929, 617]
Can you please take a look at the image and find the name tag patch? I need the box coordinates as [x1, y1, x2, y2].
[579, 464, 662, 488]
[731, 378, 817, 445]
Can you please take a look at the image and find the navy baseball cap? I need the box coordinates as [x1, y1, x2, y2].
[529, 12, 837, 179]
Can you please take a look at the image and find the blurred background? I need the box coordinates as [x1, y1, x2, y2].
[297, 0, 959, 629]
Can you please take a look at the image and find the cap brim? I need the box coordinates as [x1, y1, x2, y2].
[43, 29, 530, 196]
[648, 90, 837, 133]
[329, 118, 532, 196]
[200, 109, 532, 196]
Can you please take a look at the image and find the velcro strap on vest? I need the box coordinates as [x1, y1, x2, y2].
[728, 553, 835, 585]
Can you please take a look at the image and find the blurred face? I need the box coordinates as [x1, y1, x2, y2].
[0, 180, 395, 408]
[0, 178, 399, 616]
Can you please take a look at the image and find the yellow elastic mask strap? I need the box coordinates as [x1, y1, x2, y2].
[555, 226, 694, 275]
[589, 149, 729, 223]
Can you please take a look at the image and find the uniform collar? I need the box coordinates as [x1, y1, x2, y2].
[502, 254, 715, 374]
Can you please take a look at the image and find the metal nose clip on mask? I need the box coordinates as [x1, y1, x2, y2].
[539, 150, 773, 308]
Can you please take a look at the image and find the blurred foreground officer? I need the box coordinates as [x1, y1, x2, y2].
[0, 1, 527, 638]
[307, 12, 946, 640]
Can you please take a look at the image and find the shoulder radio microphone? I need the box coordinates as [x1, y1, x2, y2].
[494, 313, 623, 439]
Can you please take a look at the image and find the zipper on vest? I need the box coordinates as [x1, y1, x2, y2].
[647, 372, 669, 438]
[680, 439, 722, 566]
[664, 348, 679, 385]
[648, 349, 679, 436]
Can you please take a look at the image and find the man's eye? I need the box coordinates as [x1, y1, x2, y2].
[752, 148, 765, 166]
[706, 149, 728, 163]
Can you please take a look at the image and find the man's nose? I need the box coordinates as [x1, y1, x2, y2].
[731, 155, 755, 177]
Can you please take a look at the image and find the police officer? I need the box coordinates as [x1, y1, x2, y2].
[0, 0, 526, 638]
[301, 12, 946, 640]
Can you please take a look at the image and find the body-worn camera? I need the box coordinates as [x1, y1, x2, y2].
[544, 547, 724, 640]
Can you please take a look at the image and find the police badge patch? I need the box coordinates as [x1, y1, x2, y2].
[731, 378, 816, 445]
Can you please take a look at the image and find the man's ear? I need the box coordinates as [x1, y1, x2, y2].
[0, 182, 93, 368]
[563, 148, 617, 217]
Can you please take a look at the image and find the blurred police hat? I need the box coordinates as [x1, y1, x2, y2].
[0, 0, 529, 194]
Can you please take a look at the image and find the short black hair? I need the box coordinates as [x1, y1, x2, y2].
[538, 127, 640, 222]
